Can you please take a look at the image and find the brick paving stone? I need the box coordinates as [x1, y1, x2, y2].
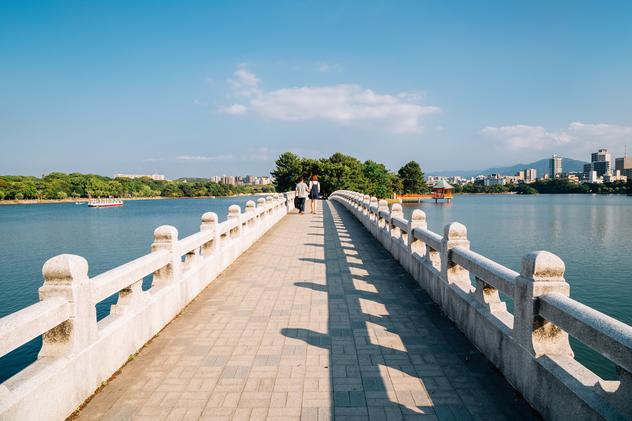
[76, 200, 537, 420]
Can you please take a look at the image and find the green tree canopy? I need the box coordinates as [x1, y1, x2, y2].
[397, 161, 427, 194]
[271, 152, 303, 192]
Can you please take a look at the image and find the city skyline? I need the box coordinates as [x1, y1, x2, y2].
[1, 1, 632, 178]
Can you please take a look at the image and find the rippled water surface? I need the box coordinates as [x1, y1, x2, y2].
[0, 194, 630, 382]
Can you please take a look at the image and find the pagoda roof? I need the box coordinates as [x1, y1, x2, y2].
[432, 179, 454, 189]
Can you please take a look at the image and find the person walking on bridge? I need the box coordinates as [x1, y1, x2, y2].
[295, 177, 308, 214]
[308, 175, 320, 214]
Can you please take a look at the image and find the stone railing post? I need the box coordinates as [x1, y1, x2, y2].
[151, 225, 180, 286]
[200, 212, 219, 256]
[408, 209, 427, 256]
[514, 251, 573, 357]
[284, 192, 293, 213]
[389, 203, 403, 238]
[362, 195, 371, 219]
[377, 199, 389, 227]
[39, 254, 97, 357]
[389, 203, 403, 258]
[440, 222, 472, 292]
[265, 196, 273, 217]
[246, 200, 256, 229]
[228, 204, 242, 238]
[257, 197, 267, 223]
[369, 197, 378, 224]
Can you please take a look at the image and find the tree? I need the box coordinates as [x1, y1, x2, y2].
[362, 160, 391, 198]
[397, 161, 427, 194]
[271, 152, 303, 192]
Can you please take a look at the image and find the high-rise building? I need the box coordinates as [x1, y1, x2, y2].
[615, 156, 632, 179]
[525, 168, 537, 183]
[590, 148, 611, 177]
[549, 155, 562, 178]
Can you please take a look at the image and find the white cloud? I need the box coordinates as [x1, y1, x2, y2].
[176, 155, 234, 161]
[219, 104, 247, 115]
[481, 122, 632, 157]
[316, 62, 342, 73]
[221, 67, 440, 134]
[481, 125, 570, 150]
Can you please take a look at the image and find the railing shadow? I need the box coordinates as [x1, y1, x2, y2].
[282, 200, 538, 420]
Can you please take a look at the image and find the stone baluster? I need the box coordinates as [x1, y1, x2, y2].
[441, 222, 472, 292]
[39, 254, 97, 357]
[513, 251, 573, 357]
[200, 212, 219, 256]
[151, 225, 180, 287]
[474, 276, 507, 314]
[228, 204, 242, 239]
[266, 196, 273, 216]
[112, 277, 145, 315]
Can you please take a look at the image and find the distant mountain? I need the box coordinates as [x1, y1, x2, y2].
[429, 157, 588, 178]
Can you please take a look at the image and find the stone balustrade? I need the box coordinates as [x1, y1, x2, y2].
[0, 192, 295, 421]
[330, 190, 632, 420]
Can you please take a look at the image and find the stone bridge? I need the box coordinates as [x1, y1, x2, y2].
[1, 191, 631, 420]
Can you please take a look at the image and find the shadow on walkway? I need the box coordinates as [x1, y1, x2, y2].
[282, 200, 537, 420]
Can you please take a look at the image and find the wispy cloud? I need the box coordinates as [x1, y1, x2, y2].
[316, 62, 342, 73]
[219, 104, 247, 115]
[219, 67, 440, 134]
[481, 122, 632, 157]
[176, 154, 234, 161]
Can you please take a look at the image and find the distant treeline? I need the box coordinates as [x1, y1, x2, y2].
[0, 173, 275, 200]
[271, 152, 428, 199]
[455, 179, 632, 195]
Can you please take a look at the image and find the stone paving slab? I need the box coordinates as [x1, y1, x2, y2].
[76, 200, 537, 421]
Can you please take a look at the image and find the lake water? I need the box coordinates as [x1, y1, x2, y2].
[0, 197, 256, 382]
[0, 194, 630, 382]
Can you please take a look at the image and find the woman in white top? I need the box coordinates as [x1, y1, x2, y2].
[308, 175, 320, 214]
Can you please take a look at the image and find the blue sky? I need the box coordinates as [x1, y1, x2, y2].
[1, 1, 631, 178]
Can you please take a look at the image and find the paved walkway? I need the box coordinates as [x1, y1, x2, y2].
[77, 201, 536, 421]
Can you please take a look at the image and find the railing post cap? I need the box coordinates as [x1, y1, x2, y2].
[246, 200, 256, 209]
[265, 196, 273, 202]
[257, 197, 266, 205]
[154, 225, 178, 242]
[370, 196, 378, 204]
[42, 254, 88, 284]
[202, 211, 218, 223]
[411, 209, 426, 221]
[520, 251, 565, 281]
[391, 203, 403, 212]
[228, 204, 241, 215]
[444, 222, 467, 240]
[378, 199, 388, 207]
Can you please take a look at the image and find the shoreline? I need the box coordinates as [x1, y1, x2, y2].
[0, 193, 274, 206]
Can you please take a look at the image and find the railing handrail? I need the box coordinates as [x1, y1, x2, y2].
[412, 226, 442, 251]
[539, 293, 632, 373]
[92, 250, 170, 303]
[451, 246, 517, 296]
[0, 298, 69, 357]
